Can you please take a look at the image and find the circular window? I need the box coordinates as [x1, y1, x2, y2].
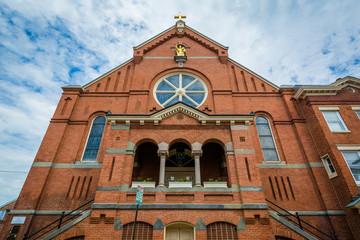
[153, 73, 208, 108]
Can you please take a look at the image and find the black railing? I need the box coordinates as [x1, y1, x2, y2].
[23, 199, 94, 240]
[266, 199, 337, 240]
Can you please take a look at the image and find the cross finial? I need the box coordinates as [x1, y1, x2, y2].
[174, 12, 186, 21]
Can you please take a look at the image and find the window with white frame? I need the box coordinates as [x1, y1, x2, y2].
[82, 116, 106, 161]
[255, 116, 280, 162]
[153, 72, 208, 108]
[321, 155, 337, 179]
[356, 111, 360, 119]
[321, 111, 348, 132]
[341, 151, 360, 184]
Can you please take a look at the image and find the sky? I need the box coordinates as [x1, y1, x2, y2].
[0, 0, 360, 205]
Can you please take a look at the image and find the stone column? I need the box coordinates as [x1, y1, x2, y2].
[192, 142, 203, 187]
[158, 142, 169, 187]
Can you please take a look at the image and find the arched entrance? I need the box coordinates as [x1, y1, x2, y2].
[165, 142, 194, 187]
[165, 222, 194, 240]
[201, 142, 228, 184]
[132, 142, 159, 184]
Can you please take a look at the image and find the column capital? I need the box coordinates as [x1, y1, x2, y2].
[192, 149, 202, 157]
[158, 149, 169, 157]
[224, 142, 234, 155]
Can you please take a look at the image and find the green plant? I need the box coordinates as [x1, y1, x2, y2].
[208, 177, 222, 182]
[137, 177, 153, 182]
[178, 178, 186, 182]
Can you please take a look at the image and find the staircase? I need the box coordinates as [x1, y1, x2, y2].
[23, 199, 93, 240]
[266, 199, 337, 240]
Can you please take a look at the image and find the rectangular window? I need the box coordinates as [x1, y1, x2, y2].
[341, 151, 360, 184]
[351, 106, 360, 119]
[321, 155, 337, 179]
[0, 210, 5, 220]
[321, 111, 348, 132]
[355, 110, 360, 119]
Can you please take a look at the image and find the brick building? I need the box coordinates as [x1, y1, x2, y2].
[1, 16, 360, 240]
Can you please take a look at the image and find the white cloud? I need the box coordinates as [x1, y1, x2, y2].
[0, 0, 360, 204]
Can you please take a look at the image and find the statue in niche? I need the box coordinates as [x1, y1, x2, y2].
[175, 43, 186, 56]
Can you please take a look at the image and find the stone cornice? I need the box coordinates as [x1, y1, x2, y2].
[107, 102, 254, 126]
[294, 76, 360, 99]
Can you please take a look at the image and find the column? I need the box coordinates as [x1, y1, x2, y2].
[192, 142, 203, 187]
[158, 142, 169, 187]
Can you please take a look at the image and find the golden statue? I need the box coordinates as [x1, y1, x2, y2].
[175, 43, 186, 56]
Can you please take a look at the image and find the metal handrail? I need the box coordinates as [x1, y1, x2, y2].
[23, 199, 94, 240]
[266, 199, 337, 240]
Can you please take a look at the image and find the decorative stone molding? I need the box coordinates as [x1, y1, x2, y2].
[294, 76, 360, 99]
[336, 145, 360, 151]
[158, 142, 169, 153]
[191, 142, 202, 152]
[106, 102, 254, 126]
[224, 142, 234, 155]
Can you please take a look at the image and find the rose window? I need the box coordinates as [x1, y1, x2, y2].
[154, 73, 207, 108]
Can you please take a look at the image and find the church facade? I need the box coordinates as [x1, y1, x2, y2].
[1, 16, 360, 240]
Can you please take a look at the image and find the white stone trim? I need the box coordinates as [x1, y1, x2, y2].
[294, 87, 340, 99]
[107, 102, 254, 125]
[336, 145, 360, 151]
[294, 76, 360, 99]
[351, 106, 360, 110]
[318, 106, 339, 111]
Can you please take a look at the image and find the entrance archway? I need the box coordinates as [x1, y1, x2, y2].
[132, 142, 159, 184]
[165, 142, 194, 187]
[165, 222, 194, 240]
[201, 142, 228, 184]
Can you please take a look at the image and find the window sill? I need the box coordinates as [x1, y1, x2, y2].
[330, 130, 351, 133]
[76, 161, 101, 165]
[261, 161, 285, 165]
[328, 173, 338, 179]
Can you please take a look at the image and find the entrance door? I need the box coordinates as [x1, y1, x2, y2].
[166, 223, 194, 240]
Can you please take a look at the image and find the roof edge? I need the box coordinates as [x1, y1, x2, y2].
[133, 25, 175, 50]
[228, 58, 279, 90]
[82, 58, 133, 89]
[185, 25, 228, 50]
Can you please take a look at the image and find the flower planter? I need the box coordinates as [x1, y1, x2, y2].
[131, 181, 156, 188]
[168, 181, 193, 188]
[203, 181, 228, 188]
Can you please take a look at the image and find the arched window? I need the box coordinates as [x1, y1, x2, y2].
[82, 116, 106, 161]
[207, 222, 238, 240]
[255, 116, 280, 162]
[122, 222, 153, 240]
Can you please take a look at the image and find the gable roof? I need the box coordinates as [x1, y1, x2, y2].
[80, 20, 277, 91]
[133, 23, 228, 50]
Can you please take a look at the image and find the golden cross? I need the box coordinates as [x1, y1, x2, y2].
[174, 12, 186, 20]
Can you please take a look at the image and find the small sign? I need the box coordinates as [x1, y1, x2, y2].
[135, 185, 144, 205]
[11, 216, 26, 224]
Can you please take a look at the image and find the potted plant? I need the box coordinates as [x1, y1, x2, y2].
[168, 178, 193, 188]
[131, 177, 156, 188]
[203, 177, 228, 188]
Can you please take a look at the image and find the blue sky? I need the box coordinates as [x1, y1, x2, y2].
[0, 0, 360, 204]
